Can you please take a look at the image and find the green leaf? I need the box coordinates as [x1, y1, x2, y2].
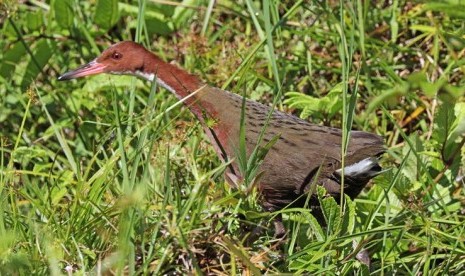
[26, 10, 44, 31]
[0, 42, 26, 80]
[53, 0, 73, 29]
[51, 186, 68, 205]
[341, 195, 355, 235]
[452, 103, 465, 143]
[285, 83, 346, 120]
[119, 3, 173, 35]
[304, 212, 325, 242]
[0, 231, 31, 272]
[145, 17, 174, 36]
[318, 187, 341, 231]
[444, 83, 465, 99]
[94, 0, 120, 31]
[148, 1, 175, 17]
[21, 39, 55, 89]
[401, 133, 424, 184]
[13, 146, 49, 161]
[409, 24, 437, 34]
[423, 2, 465, 19]
[80, 75, 146, 93]
[433, 103, 456, 159]
[284, 92, 326, 119]
[172, 0, 197, 28]
[407, 72, 447, 97]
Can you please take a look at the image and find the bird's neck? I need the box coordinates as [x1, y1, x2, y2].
[131, 53, 231, 159]
[133, 54, 203, 99]
[132, 53, 217, 122]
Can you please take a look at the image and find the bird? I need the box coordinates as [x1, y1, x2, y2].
[58, 41, 385, 236]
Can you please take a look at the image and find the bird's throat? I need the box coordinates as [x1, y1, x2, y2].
[130, 61, 221, 129]
[133, 70, 178, 96]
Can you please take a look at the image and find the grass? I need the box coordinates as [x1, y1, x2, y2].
[1, 0, 465, 274]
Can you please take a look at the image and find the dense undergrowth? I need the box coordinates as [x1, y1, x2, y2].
[1, 0, 464, 274]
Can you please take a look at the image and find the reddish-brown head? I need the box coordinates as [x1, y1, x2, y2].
[58, 41, 150, 81]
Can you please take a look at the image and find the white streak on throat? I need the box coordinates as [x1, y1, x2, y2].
[133, 70, 209, 105]
[134, 71, 179, 95]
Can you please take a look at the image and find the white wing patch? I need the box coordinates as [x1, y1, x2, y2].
[335, 157, 381, 178]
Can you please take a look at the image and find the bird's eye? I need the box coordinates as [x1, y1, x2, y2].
[112, 52, 122, 60]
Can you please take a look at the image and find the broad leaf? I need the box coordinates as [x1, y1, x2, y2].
[53, 0, 73, 29]
[318, 187, 341, 232]
[0, 42, 26, 80]
[94, 0, 120, 31]
[21, 39, 55, 89]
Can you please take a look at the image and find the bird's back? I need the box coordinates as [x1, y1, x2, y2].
[196, 86, 384, 211]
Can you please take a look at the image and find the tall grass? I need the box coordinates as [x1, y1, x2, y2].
[1, 0, 464, 274]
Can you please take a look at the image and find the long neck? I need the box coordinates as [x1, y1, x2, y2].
[133, 52, 236, 165]
[134, 53, 209, 118]
[136, 54, 203, 97]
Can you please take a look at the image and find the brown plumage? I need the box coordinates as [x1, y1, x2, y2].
[59, 41, 385, 234]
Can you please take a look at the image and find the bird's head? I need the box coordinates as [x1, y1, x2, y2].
[58, 41, 149, 81]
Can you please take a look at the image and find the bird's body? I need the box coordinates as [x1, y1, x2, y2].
[184, 86, 384, 213]
[59, 41, 384, 229]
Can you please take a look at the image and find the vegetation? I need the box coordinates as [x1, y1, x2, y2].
[1, 0, 464, 274]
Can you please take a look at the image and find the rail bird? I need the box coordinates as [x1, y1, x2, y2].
[59, 41, 385, 236]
